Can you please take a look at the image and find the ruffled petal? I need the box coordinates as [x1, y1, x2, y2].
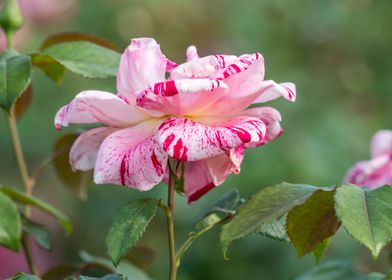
[70, 127, 117, 171]
[157, 116, 265, 161]
[94, 120, 168, 191]
[184, 147, 244, 203]
[243, 107, 283, 147]
[252, 81, 296, 103]
[345, 155, 392, 189]
[54, 90, 149, 130]
[171, 54, 238, 79]
[195, 53, 266, 116]
[371, 130, 392, 158]
[136, 78, 228, 116]
[116, 38, 167, 103]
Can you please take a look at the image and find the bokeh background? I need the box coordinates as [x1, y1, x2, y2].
[0, 0, 391, 279]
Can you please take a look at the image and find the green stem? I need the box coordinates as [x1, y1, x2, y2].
[6, 114, 37, 275]
[5, 30, 14, 49]
[21, 233, 38, 275]
[167, 162, 177, 280]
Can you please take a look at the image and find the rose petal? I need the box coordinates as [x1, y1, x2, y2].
[70, 127, 117, 171]
[344, 155, 392, 189]
[136, 78, 228, 116]
[116, 38, 167, 103]
[157, 116, 265, 161]
[243, 107, 283, 147]
[54, 90, 148, 130]
[252, 81, 296, 103]
[171, 54, 238, 79]
[94, 120, 168, 191]
[186, 45, 199, 61]
[184, 147, 245, 203]
[371, 130, 392, 158]
[196, 54, 267, 116]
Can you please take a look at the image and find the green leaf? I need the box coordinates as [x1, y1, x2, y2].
[42, 264, 81, 280]
[334, 184, 392, 258]
[22, 215, 52, 251]
[80, 274, 126, 280]
[0, 51, 32, 112]
[6, 272, 40, 280]
[296, 260, 385, 280]
[79, 251, 151, 280]
[106, 199, 158, 266]
[286, 188, 341, 257]
[0, 186, 72, 234]
[220, 182, 320, 258]
[0, 191, 21, 251]
[257, 215, 289, 242]
[30, 53, 65, 84]
[31, 41, 120, 83]
[53, 134, 91, 199]
[202, 189, 240, 218]
[312, 238, 330, 265]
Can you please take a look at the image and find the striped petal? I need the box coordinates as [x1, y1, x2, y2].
[116, 38, 168, 103]
[94, 120, 168, 191]
[171, 54, 238, 79]
[252, 81, 296, 103]
[243, 107, 283, 147]
[184, 147, 245, 203]
[54, 90, 149, 130]
[157, 116, 265, 161]
[70, 127, 117, 171]
[136, 78, 228, 116]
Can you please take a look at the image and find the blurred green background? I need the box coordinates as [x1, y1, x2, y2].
[1, 0, 391, 279]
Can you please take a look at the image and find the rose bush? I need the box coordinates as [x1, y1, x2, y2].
[54, 38, 296, 203]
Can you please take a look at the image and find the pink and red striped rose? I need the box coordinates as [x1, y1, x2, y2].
[55, 38, 296, 203]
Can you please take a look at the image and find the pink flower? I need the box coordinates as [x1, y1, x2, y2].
[55, 38, 296, 203]
[345, 130, 392, 188]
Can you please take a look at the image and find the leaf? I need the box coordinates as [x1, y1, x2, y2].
[257, 215, 289, 242]
[42, 264, 80, 280]
[79, 251, 151, 280]
[286, 188, 341, 257]
[31, 53, 65, 84]
[106, 199, 158, 266]
[41, 32, 121, 52]
[334, 184, 392, 258]
[22, 215, 52, 251]
[312, 238, 330, 265]
[0, 51, 32, 112]
[12, 84, 32, 120]
[6, 272, 40, 280]
[31, 41, 120, 83]
[53, 134, 91, 199]
[296, 260, 385, 280]
[124, 245, 155, 270]
[0, 186, 73, 234]
[0, 191, 21, 251]
[80, 274, 126, 280]
[201, 189, 240, 218]
[220, 182, 321, 258]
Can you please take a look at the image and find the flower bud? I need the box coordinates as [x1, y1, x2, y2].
[0, 0, 24, 34]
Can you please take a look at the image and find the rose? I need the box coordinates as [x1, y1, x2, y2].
[345, 130, 392, 188]
[55, 38, 296, 203]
